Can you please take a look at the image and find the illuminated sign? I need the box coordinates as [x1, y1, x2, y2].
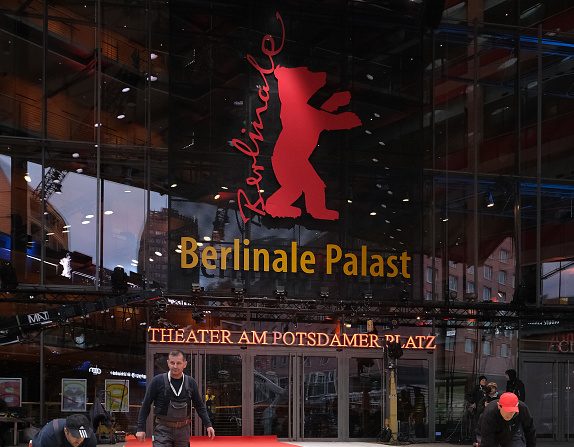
[26, 311, 51, 325]
[88, 366, 102, 375]
[110, 371, 146, 379]
[180, 237, 411, 278]
[148, 328, 436, 350]
[548, 333, 574, 353]
[233, 11, 362, 223]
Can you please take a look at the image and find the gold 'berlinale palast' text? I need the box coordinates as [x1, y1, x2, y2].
[180, 237, 411, 278]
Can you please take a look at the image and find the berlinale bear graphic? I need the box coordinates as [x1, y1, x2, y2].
[265, 66, 362, 220]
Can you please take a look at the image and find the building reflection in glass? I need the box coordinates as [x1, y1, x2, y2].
[348, 357, 383, 438]
[303, 356, 337, 438]
[254, 355, 289, 437]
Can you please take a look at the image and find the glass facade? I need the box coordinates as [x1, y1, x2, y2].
[0, 0, 574, 442]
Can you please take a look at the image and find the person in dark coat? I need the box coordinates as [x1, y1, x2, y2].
[468, 375, 488, 411]
[478, 392, 535, 447]
[467, 375, 488, 437]
[476, 382, 499, 421]
[474, 382, 500, 446]
[505, 369, 526, 401]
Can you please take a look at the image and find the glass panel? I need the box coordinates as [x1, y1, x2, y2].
[43, 143, 98, 285]
[0, 141, 43, 285]
[541, 32, 574, 180]
[303, 356, 337, 438]
[101, 175, 146, 287]
[46, 20, 96, 142]
[0, 154, 11, 264]
[254, 355, 290, 437]
[205, 354, 242, 436]
[397, 359, 429, 439]
[540, 183, 574, 304]
[522, 361, 555, 437]
[0, 29, 43, 138]
[348, 357, 384, 438]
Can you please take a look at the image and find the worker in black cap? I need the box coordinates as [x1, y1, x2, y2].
[31, 414, 97, 447]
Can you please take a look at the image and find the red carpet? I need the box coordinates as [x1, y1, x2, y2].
[126, 435, 294, 446]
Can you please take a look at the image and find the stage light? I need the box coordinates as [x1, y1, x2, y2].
[399, 289, 409, 302]
[320, 287, 329, 298]
[386, 341, 404, 369]
[486, 191, 495, 208]
[191, 283, 204, 295]
[192, 310, 205, 323]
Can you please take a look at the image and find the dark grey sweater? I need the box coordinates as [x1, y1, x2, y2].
[137, 373, 212, 432]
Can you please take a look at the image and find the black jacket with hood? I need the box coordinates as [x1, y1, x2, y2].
[505, 369, 526, 401]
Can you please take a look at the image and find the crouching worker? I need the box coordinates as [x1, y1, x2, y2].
[30, 414, 96, 447]
[478, 392, 535, 447]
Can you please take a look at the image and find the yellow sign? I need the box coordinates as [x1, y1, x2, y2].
[148, 328, 436, 350]
[180, 237, 411, 278]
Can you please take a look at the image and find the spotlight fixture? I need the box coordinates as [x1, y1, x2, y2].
[486, 191, 495, 208]
[152, 298, 168, 320]
[192, 310, 205, 324]
[275, 285, 287, 299]
[232, 286, 245, 296]
[191, 283, 204, 294]
[399, 289, 409, 302]
[319, 287, 329, 298]
[385, 341, 404, 369]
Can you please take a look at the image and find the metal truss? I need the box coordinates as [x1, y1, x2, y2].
[2, 288, 573, 330]
[0, 289, 162, 343]
[163, 293, 574, 329]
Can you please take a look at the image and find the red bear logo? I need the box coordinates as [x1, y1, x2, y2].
[265, 66, 362, 220]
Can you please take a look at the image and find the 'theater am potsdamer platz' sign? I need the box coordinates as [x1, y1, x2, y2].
[148, 328, 436, 350]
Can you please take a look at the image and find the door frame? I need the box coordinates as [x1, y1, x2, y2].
[520, 352, 574, 441]
[146, 342, 434, 441]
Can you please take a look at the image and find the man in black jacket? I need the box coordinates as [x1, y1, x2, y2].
[31, 414, 97, 447]
[136, 350, 215, 446]
[505, 369, 526, 401]
[478, 392, 535, 447]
